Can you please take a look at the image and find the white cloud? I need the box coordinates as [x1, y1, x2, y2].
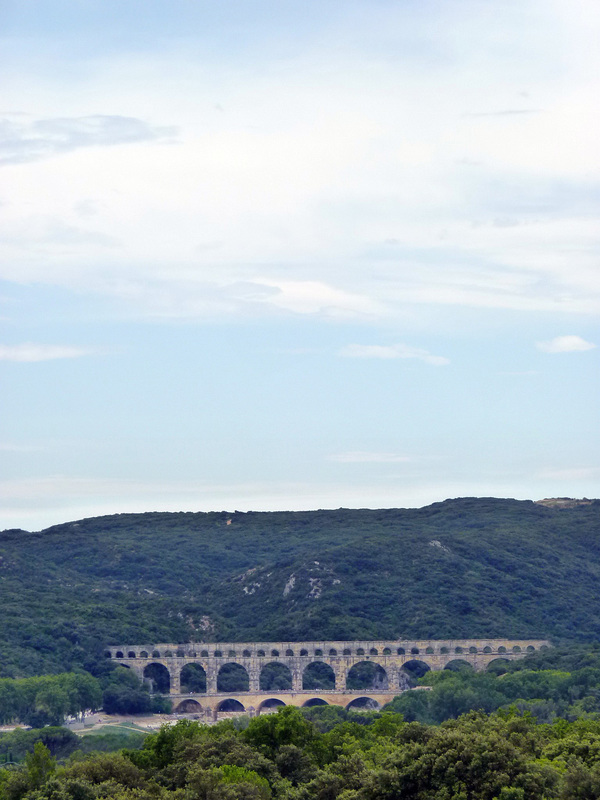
[328, 452, 411, 464]
[339, 343, 450, 366]
[0, 344, 92, 362]
[536, 335, 596, 353]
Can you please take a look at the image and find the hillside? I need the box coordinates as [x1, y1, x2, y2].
[1, 497, 599, 678]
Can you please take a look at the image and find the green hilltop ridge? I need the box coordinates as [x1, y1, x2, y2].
[0, 497, 599, 678]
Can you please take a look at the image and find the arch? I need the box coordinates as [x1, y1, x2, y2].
[257, 649, 266, 657]
[469, 646, 477, 654]
[260, 662, 292, 691]
[440, 646, 449, 654]
[201, 650, 209, 658]
[271, 649, 279, 657]
[343, 648, 351, 656]
[401, 660, 430, 681]
[300, 649, 308, 656]
[383, 647, 391, 655]
[347, 661, 388, 690]
[286, 649, 294, 657]
[258, 698, 286, 714]
[213, 650, 222, 658]
[140, 651, 148, 658]
[143, 663, 170, 693]
[369, 648, 378, 655]
[487, 658, 511, 675]
[216, 699, 245, 713]
[243, 649, 252, 658]
[303, 661, 335, 690]
[180, 663, 207, 693]
[175, 699, 203, 714]
[411, 647, 420, 655]
[540, 645, 549, 651]
[397, 648, 405, 655]
[127, 651, 136, 658]
[346, 697, 381, 711]
[512, 645, 521, 653]
[189, 651, 197, 658]
[115, 651, 124, 659]
[498, 646, 507, 654]
[217, 663, 249, 692]
[329, 649, 337, 656]
[302, 698, 328, 707]
[444, 659, 474, 672]
[152, 650, 161, 658]
[454, 646, 463, 654]
[357, 648, 365, 655]
[176, 649, 185, 658]
[315, 649, 323, 656]
[228, 650, 237, 658]
[426, 647, 434, 654]
[164, 650, 173, 658]
[526, 645, 535, 652]
[104, 651, 112, 659]
[483, 646, 492, 654]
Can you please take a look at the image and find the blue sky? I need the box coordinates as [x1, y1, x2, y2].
[1, 0, 599, 530]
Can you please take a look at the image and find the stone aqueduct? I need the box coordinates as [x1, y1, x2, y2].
[107, 638, 550, 718]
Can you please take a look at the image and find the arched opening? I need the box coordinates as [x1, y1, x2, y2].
[140, 651, 148, 658]
[286, 649, 294, 657]
[498, 646, 507, 654]
[346, 697, 381, 711]
[346, 661, 389, 690]
[487, 658, 511, 675]
[329, 649, 337, 656]
[175, 699, 203, 714]
[143, 663, 170, 693]
[152, 650, 161, 658]
[217, 663, 249, 692]
[104, 652, 112, 659]
[243, 649, 252, 658]
[180, 663, 207, 694]
[260, 662, 293, 691]
[164, 650, 173, 658]
[201, 650, 209, 658]
[315, 649, 323, 656]
[469, 646, 477, 654]
[444, 659, 474, 672]
[527, 645, 535, 652]
[356, 648, 365, 655]
[369, 648, 378, 655]
[513, 645, 521, 653]
[410, 648, 420, 655]
[401, 660, 430, 683]
[116, 651, 124, 659]
[483, 646, 492, 654]
[214, 650, 222, 658]
[127, 651, 136, 658]
[257, 649, 266, 657]
[228, 650, 236, 658]
[397, 648, 405, 655]
[454, 647, 463, 654]
[271, 649, 279, 657]
[302, 698, 328, 707]
[383, 647, 391, 655]
[176, 649, 185, 658]
[216, 699, 245, 713]
[303, 662, 335, 690]
[440, 646, 449, 654]
[343, 648, 351, 656]
[300, 649, 308, 656]
[258, 698, 286, 714]
[426, 647, 434, 655]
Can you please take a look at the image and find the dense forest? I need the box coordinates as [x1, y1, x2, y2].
[1, 498, 599, 678]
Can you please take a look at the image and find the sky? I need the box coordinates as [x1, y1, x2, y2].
[1, 0, 599, 531]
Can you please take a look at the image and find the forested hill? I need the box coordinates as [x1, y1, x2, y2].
[1, 497, 599, 678]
